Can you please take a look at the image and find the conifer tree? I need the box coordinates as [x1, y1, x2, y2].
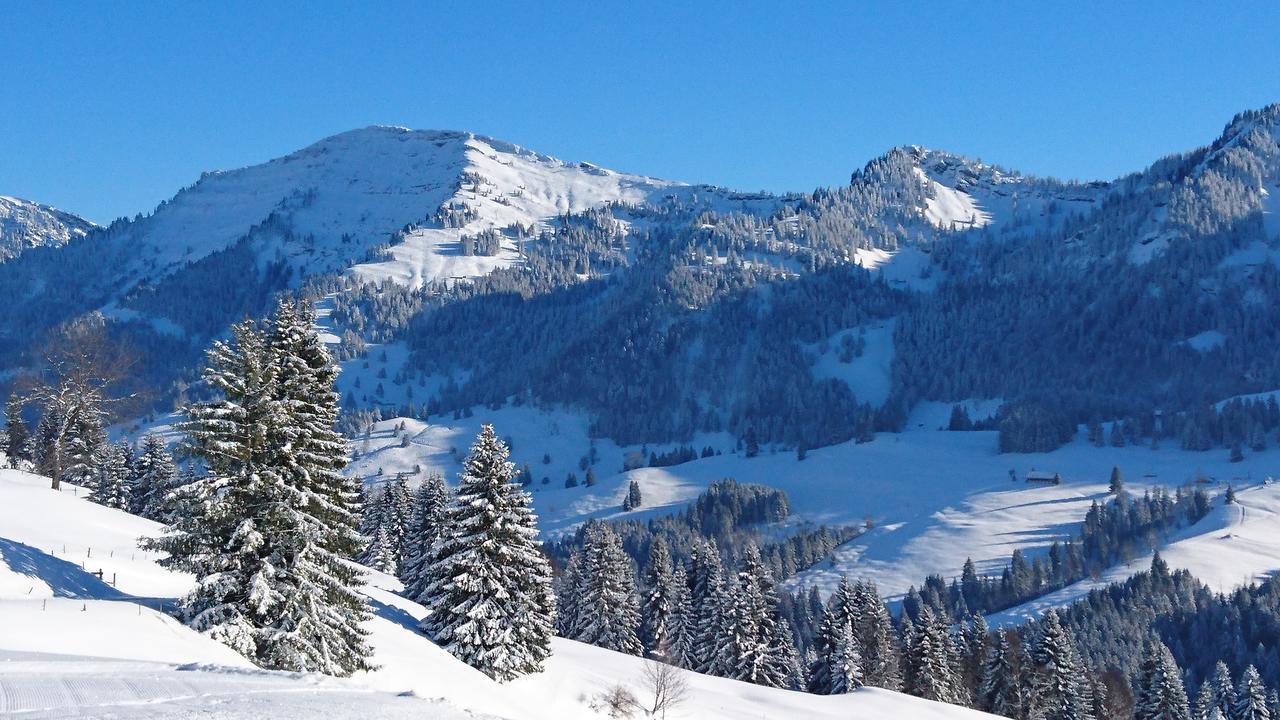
[559, 520, 642, 655]
[852, 579, 901, 690]
[1235, 666, 1271, 720]
[90, 441, 132, 510]
[623, 479, 643, 510]
[978, 630, 1022, 718]
[1133, 639, 1191, 720]
[1029, 610, 1093, 720]
[146, 305, 372, 677]
[829, 616, 864, 694]
[907, 607, 965, 704]
[687, 540, 724, 672]
[664, 565, 697, 669]
[1204, 661, 1236, 720]
[641, 536, 677, 655]
[5, 394, 30, 464]
[418, 424, 555, 681]
[129, 434, 178, 520]
[399, 472, 448, 598]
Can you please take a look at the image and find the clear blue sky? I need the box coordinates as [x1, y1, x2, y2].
[3, 1, 1280, 223]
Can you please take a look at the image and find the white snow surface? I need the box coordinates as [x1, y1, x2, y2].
[0, 469, 995, 720]
[805, 319, 896, 406]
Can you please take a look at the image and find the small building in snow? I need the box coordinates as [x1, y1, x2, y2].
[1026, 470, 1061, 486]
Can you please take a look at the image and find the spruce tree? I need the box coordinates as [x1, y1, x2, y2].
[1030, 610, 1093, 720]
[907, 607, 965, 704]
[641, 535, 677, 655]
[1205, 660, 1236, 720]
[828, 616, 864, 694]
[90, 441, 131, 510]
[560, 520, 642, 655]
[687, 539, 724, 672]
[418, 424, 555, 681]
[1133, 639, 1191, 720]
[5, 394, 30, 465]
[852, 579, 901, 690]
[129, 434, 178, 520]
[400, 472, 449, 598]
[1235, 666, 1271, 720]
[664, 565, 697, 669]
[978, 630, 1022, 718]
[147, 306, 372, 677]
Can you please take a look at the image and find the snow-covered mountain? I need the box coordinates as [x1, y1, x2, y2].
[0, 194, 96, 260]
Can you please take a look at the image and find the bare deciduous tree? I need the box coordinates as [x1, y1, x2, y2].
[642, 660, 689, 719]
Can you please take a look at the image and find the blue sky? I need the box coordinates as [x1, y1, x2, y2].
[3, 1, 1280, 223]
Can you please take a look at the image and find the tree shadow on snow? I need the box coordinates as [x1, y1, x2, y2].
[0, 537, 127, 599]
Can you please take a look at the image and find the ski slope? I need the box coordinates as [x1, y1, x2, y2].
[0, 469, 997, 719]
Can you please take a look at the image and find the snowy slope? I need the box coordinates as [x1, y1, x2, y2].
[0, 469, 998, 720]
[988, 480, 1280, 628]
[0, 195, 96, 260]
[904, 146, 1106, 234]
[332, 397, 1280, 610]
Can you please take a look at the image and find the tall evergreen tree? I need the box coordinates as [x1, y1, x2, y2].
[5, 394, 31, 464]
[1235, 666, 1271, 720]
[641, 535, 677, 655]
[399, 472, 449, 598]
[978, 629, 1022, 718]
[1134, 639, 1191, 720]
[828, 616, 864, 694]
[418, 424, 555, 681]
[129, 434, 178, 520]
[1029, 610, 1093, 720]
[665, 565, 697, 669]
[90, 441, 131, 510]
[146, 305, 372, 677]
[852, 579, 901, 690]
[559, 520, 642, 655]
[907, 607, 965, 704]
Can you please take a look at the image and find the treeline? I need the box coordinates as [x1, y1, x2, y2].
[546, 478, 859, 586]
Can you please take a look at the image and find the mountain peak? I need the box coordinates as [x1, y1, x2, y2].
[0, 195, 97, 261]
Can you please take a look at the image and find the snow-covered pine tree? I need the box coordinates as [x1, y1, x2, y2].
[1205, 661, 1236, 720]
[361, 475, 412, 575]
[560, 520, 642, 655]
[829, 616, 864, 694]
[60, 396, 105, 489]
[418, 424, 555, 681]
[664, 566, 697, 669]
[90, 440, 131, 510]
[399, 472, 449, 597]
[907, 606, 966, 705]
[1133, 639, 1191, 720]
[978, 629, 1022, 718]
[257, 299, 371, 674]
[147, 305, 372, 677]
[852, 579, 900, 690]
[1236, 666, 1271, 720]
[641, 535, 677, 655]
[360, 487, 400, 574]
[129, 434, 179, 520]
[5, 394, 31, 465]
[722, 544, 790, 688]
[1030, 610, 1094, 720]
[687, 539, 724, 673]
[809, 575, 860, 694]
[623, 479, 643, 510]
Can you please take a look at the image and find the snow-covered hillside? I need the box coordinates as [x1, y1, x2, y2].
[0, 470, 998, 719]
[0, 195, 96, 261]
[329, 399, 1280, 610]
